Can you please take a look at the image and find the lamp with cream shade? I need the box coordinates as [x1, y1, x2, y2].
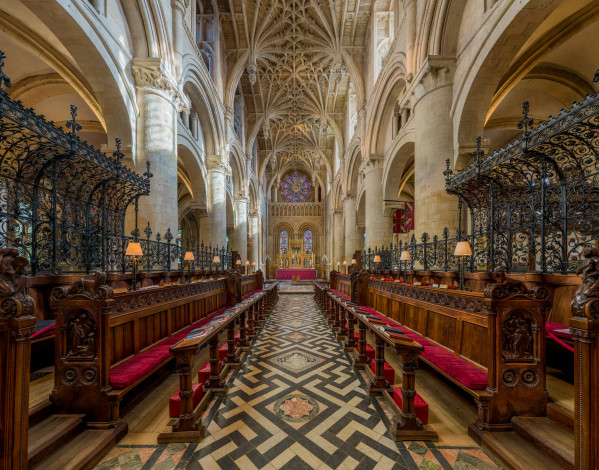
[245, 260, 250, 274]
[400, 250, 411, 283]
[343, 260, 348, 274]
[373, 254, 381, 276]
[184, 251, 194, 283]
[125, 241, 143, 291]
[252, 261, 256, 274]
[213, 255, 221, 273]
[454, 241, 472, 290]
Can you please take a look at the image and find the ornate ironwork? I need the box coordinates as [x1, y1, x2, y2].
[0, 50, 232, 275]
[365, 69, 599, 276]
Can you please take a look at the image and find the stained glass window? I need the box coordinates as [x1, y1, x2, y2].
[303, 230, 313, 254]
[281, 173, 311, 202]
[280, 230, 289, 254]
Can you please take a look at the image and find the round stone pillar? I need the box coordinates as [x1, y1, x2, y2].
[413, 61, 458, 237]
[333, 209, 345, 268]
[206, 156, 228, 249]
[343, 194, 361, 260]
[363, 158, 393, 249]
[249, 209, 259, 266]
[130, 59, 180, 239]
[231, 192, 249, 263]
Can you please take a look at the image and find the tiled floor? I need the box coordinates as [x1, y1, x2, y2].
[96, 293, 500, 469]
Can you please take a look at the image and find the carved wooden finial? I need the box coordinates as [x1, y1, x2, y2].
[572, 246, 599, 319]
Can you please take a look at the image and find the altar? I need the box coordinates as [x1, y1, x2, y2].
[276, 268, 317, 280]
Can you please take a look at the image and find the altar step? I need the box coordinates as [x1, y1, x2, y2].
[28, 413, 127, 470]
[475, 405, 575, 470]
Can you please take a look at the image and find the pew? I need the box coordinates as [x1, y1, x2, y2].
[158, 282, 279, 443]
[49, 270, 263, 427]
[318, 269, 553, 436]
[316, 285, 437, 440]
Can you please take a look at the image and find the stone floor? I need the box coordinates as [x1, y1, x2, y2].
[95, 293, 501, 470]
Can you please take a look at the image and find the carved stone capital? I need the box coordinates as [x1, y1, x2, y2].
[132, 58, 188, 110]
[412, 56, 456, 104]
[234, 191, 249, 203]
[360, 154, 384, 175]
[249, 209, 259, 218]
[342, 192, 355, 202]
[206, 155, 229, 175]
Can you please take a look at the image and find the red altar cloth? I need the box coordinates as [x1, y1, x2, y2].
[276, 268, 317, 280]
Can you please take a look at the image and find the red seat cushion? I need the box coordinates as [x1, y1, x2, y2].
[369, 359, 395, 384]
[198, 361, 211, 385]
[169, 383, 203, 417]
[393, 387, 428, 424]
[427, 353, 488, 390]
[218, 343, 229, 361]
[110, 345, 172, 389]
[546, 321, 573, 340]
[365, 344, 375, 360]
[242, 289, 262, 301]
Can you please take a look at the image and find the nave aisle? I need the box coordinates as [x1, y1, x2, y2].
[95, 294, 500, 469]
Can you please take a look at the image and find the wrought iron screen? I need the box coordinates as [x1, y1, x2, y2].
[363, 69, 599, 275]
[0, 50, 232, 274]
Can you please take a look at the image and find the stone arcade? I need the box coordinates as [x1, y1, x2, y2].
[0, 1, 598, 469]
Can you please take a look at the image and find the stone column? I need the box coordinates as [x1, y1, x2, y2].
[171, 0, 187, 77]
[231, 192, 249, 263]
[404, 0, 417, 78]
[363, 156, 393, 249]
[131, 58, 183, 238]
[205, 155, 228, 248]
[190, 112, 199, 140]
[333, 209, 345, 268]
[249, 209, 259, 265]
[343, 193, 360, 260]
[413, 58, 458, 237]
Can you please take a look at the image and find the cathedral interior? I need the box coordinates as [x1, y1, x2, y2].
[0, 0, 599, 469]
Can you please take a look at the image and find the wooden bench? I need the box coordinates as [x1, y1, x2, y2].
[158, 282, 279, 443]
[324, 273, 551, 436]
[49, 270, 263, 427]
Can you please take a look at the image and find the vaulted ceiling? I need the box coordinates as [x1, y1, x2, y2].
[218, 0, 371, 179]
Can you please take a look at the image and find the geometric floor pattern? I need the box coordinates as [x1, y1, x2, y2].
[96, 293, 500, 469]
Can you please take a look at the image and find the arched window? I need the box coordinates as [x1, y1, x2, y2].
[280, 230, 289, 254]
[303, 230, 313, 254]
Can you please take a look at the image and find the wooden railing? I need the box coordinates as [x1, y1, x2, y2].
[321, 270, 552, 435]
[48, 270, 261, 426]
[159, 282, 279, 443]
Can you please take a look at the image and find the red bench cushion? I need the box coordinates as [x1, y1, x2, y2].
[546, 321, 572, 340]
[365, 344, 375, 360]
[356, 309, 488, 390]
[110, 345, 172, 389]
[218, 343, 229, 361]
[198, 361, 211, 385]
[110, 305, 233, 390]
[370, 359, 395, 384]
[169, 383, 203, 417]
[242, 289, 262, 301]
[393, 387, 428, 425]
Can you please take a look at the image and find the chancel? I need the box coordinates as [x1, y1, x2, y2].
[0, 1, 598, 469]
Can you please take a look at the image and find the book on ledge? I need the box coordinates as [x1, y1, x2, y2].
[383, 326, 404, 334]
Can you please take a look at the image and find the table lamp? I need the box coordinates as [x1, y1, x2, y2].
[236, 258, 241, 272]
[454, 241, 472, 290]
[245, 260, 250, 274]
[373, 254, 381, 275]
[213, 255, 221, 273]
[400, 250, 410, 283]
[184, 251, 194, 283]
[125, 241, 143, 291]
[336, 261, 340, 272]
[343, 260, 348, 274]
